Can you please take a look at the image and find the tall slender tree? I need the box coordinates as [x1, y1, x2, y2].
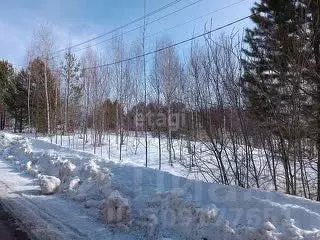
[242, 0, 305, 194]
[61, 49, 81, 136]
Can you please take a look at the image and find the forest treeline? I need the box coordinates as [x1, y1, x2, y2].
[1, 0, 320, 200]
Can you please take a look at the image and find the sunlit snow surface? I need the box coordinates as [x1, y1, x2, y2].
[0, 132, 320, 239]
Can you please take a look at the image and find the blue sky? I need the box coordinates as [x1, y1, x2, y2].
[0, 0, 256, 67]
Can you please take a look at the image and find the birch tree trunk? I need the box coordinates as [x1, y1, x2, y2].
[44, 58, 51, 134]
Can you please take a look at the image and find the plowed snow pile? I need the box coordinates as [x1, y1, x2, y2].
[0, 133, 320, 239]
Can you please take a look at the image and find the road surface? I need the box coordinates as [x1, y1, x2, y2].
[0, 158, 141, 240]
[0, 203, 29, 240]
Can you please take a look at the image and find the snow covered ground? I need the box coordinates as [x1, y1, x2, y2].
[37, 132, 316, 196]
[38, 132, 202, 181]
[1, 132, 320, 239]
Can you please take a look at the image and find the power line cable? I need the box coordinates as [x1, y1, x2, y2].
[83, 14, 253, 71]
[52, 0, 248, 59]
[52, 0, 185, 55]
[51, 0, 206, 59]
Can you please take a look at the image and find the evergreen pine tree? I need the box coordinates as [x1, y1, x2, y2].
[242, 0, 298, 126]
[309, 0, 320, 201]
[4, 70, 28, 132]
[299, 0, 320, 200]
[0, 60, 14, 130]
[242, 0, 305, 194]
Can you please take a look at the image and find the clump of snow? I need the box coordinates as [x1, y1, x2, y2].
[23, 160, 39, 177]
[101, 190, 131, 227]
[80, 160, 100, 179]
[264, 221, 276, 232]
[140, 192, 233, 239]
[39, 175, 61, 194]
[59, 161, 76, 182]
[6, 155, 15, 161]
[271, 219, 320, 240]
[26, 161, 32, 171]
[68, 177, 81, 191]
[29, 168, 39, 178]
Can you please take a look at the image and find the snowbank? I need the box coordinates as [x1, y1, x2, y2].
[1, 132, 320, 239]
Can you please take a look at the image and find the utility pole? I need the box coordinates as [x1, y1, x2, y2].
[143, 0, 148, 167]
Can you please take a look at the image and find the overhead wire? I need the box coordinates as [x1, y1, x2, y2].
[52, 0, 185, 55]
[51, 0, 206, 59]
[51, 0, 249, 59]
[82, 14, 253, 71]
